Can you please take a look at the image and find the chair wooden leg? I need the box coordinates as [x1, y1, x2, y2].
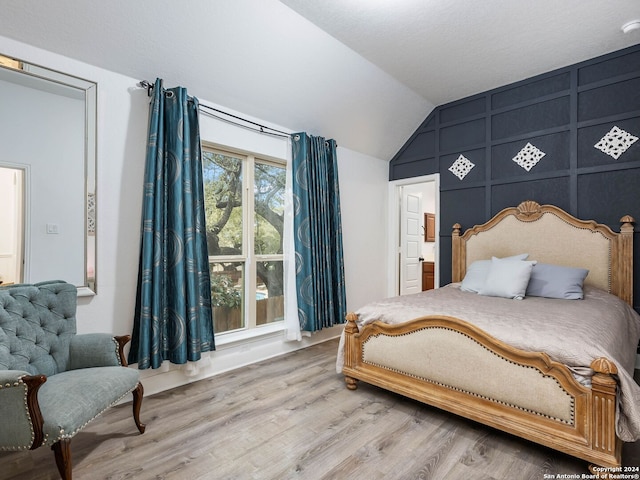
[132, 382, 146, 434]
[52, 438, 72, 480]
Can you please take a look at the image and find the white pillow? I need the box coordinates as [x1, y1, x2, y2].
[460, 254, 529, 293]
[478, 256, 537, 300]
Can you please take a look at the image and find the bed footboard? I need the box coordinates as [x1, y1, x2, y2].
[342, 313, 621, 468]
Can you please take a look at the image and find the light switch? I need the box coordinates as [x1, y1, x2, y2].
[46, 224, 59, 234]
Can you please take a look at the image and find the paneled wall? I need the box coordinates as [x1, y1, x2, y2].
[390, 44, 640, 310]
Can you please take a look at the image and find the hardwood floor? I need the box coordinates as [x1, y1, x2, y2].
[2, 338, 639, 480]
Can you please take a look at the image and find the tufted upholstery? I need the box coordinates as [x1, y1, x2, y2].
[0, 281, 77, 376]
[0, 281, 145, 480]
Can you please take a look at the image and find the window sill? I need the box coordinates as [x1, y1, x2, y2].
[214, 322, 285, 348]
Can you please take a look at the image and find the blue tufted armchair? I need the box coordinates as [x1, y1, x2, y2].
[0, 280, 145, 480]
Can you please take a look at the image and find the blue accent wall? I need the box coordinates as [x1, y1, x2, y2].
[389, 44, 640, 312]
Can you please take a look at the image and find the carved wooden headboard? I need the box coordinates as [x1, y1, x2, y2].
[451, 201, 634, 306]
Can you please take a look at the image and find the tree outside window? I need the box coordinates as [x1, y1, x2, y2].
[203, 148, 285, 334]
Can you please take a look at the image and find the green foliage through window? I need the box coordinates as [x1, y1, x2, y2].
[203, 147, 285, 334]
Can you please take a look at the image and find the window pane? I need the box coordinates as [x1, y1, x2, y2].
[210, 262, 244, 333]
[254, 162, 285, 255]
[203, 151, 243, 254]
[256, 260, 284, 325]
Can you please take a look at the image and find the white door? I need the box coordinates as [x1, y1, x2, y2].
[400, 190, 422, 295]
[0, 166, 24, 284]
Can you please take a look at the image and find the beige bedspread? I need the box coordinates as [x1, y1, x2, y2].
[337, 284, 640, 441]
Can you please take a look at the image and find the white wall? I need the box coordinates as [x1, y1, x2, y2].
[0, 35, 390, 396]
[337, 147, 389, 309]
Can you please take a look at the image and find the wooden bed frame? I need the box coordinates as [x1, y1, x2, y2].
[342, 200, 635, 469]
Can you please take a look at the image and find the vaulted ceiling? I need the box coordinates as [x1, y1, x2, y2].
[0, 0, 639, 160]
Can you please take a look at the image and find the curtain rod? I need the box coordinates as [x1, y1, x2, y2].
[137, 80, 291, 139]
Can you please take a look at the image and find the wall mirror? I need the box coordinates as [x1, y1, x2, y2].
[0, 54, 97, 295]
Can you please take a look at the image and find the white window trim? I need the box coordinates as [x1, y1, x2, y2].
[203, 144, 286, 338]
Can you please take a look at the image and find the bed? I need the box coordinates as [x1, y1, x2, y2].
[340, 200, 640, 469]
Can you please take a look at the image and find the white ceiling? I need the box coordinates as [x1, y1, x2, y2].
[0, 0, 639, 161]
[281, 0, 640, 106]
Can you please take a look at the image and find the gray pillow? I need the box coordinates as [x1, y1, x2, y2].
[478, 257, 537, 300]
[526, 263, 589, 300]
[460, 253, 529, 293]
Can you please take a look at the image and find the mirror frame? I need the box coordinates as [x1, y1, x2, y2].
[0, 54, 97, 295]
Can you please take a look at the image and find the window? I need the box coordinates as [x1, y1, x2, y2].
[202, 146, 285, 335]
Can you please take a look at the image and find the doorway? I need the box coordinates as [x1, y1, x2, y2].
[387, 174, 439, 297]
[0, 165, 25, 285]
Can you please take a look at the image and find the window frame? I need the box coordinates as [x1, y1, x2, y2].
[202, 143, 286, 340]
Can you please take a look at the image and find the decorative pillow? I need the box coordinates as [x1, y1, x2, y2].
[460, 254, 529, 293]
[478, 257, 537, 300]
[526, 263, 589, 300]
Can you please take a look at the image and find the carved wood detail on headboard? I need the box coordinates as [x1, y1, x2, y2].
[451, 201, 634, 306]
